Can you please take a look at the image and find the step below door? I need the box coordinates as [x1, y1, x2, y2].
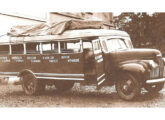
[92, 39, 105, 86]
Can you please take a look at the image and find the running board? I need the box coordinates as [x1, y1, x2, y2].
[36, 76, 84, 81]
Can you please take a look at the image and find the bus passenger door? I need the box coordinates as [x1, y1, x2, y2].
[92, 39, 105, 87]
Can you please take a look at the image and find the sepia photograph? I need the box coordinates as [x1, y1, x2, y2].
[0, 12, 165, 108]
[1, 0, 165, 120]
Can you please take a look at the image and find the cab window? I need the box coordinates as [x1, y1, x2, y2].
[107, 39, 128, 51]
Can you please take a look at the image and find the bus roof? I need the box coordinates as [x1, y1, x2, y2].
[6, 29, 129, 43]
[0, 29, 130, 45]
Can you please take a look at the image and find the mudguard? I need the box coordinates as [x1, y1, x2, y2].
[18, 69, 36, 77]
[119, 63, 146, 74]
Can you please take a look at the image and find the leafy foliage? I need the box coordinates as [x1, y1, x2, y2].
[114, 12, 165, 55]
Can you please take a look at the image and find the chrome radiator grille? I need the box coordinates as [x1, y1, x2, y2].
[150, 57, 164, 78]
[158, 57, 164, 77]
[150, 67, 159, 78]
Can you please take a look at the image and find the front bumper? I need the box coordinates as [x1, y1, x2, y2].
[146, 78, 165, 84]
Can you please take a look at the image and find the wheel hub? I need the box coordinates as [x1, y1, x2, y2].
[122, 79, 133, 94]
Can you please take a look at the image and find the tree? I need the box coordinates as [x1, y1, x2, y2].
[152, 13, 165, 49]
[114, 12, 153, 48]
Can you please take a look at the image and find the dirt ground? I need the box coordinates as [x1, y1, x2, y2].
[0, 83, 165, 107]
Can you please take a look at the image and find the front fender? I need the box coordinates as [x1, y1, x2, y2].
[119, 63, 146, 74]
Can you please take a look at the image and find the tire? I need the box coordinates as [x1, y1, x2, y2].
[144, 82, 164, 93]
[54, 81, 74, 92]
[115, 72, 141, 101]
[21, 73, 40, 95]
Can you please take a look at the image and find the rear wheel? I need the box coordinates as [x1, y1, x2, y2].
[144, 83, 164, 93]
[21, 73, 41, 95]
[115, 72, 141, 100]
[54, 81, 74, 92]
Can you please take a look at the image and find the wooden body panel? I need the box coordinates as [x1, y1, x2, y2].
[0, 53, 84, 79]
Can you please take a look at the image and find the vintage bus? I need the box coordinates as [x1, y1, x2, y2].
[0, 28, 165, 100]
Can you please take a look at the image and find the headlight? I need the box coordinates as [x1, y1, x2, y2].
[149, 60, 158, 68]
[157, 53, 162, 57]
[163, 58, 165, 64]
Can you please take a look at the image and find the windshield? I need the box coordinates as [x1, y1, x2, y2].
[107, 39, 129, 51]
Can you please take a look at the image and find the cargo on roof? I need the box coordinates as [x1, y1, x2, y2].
[8, 20, 103, 37]
[0, 20, 129, 44]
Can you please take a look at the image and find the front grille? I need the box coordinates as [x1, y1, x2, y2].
[158, 57, 164, 77]
[150, 67, 159, 78]
[150, 56, 164, 79]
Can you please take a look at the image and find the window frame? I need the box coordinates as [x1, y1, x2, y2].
[0, 44, 10, 55]
[0, 39, 84, 55]
[106, 38, 128, 52]
[11, 43, 25, 55]
[92, 39, 102, 54]
[57, 39, 83, 54]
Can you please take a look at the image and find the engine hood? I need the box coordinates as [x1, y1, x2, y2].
[109, 48, 161, 64]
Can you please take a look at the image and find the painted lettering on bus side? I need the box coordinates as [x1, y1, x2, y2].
[31, 60, 41, 63]
[27, 56, 36, 60]
[95, 55, 102, 60]
[0, 57, 10, 62]
[0, 57, 8, 60]
[43, 56, 54, 60]
[1, 59, 10, 62]
[12, 56, 22, 60]
[61, 56, 70, 59]
[16, 60, 24, 62]
[49, 59, 58, 63]
[68, 59, 79, 63]
[97, 58, 103, 63]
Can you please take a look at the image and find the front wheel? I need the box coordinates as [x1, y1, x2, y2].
[115, 72, 141, 101]
[144, 83, 164, 93]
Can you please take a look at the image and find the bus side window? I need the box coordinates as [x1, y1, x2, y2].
[26, 43, 40, 54]
[60, 40, 81, 54]
[42, 43, 51, 54]
[0, 45, 10, 55]
[12, 44, 24, 54]
[42, 42, 58, 54]
[52, 42, 59, 53]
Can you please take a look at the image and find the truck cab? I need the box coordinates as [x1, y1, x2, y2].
[97, 35, 165, 100]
